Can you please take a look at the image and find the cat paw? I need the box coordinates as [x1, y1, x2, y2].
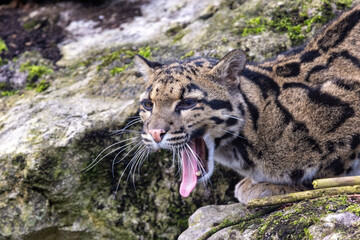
[234, 178, 304, 204]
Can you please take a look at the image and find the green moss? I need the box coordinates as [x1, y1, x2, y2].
[255, 195, 353, 239]
[20, 63, 53, 89]
[237, 0, 353, 46]
[35, 79, 50, 92]
[0, 82, 17, 97]
[304, 228, 313, 240]
[1, 90, 18, 97]
[335, 0, 353, 8]
[110, 63, 132, 76]
[242, 17, 268, 37]
[180, 50, 195, 59]
[0, 38, 8, 66]
[95, 46, 155, 77]
[173, 32, 185, 43]
[343, 204, 360, 215]
[0, 38, 7, 54]
[138, 46, 152, 59]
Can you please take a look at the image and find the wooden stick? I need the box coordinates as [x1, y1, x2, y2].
[247, 185, 360, 208]
[312, 176, 360, 189]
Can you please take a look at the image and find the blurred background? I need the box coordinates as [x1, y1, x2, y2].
[0, 0, 356, 239]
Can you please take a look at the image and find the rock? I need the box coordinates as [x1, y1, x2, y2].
[179, 196, 360, 239]
[1, 0, 359, 239]
[178, 203, 248, 240]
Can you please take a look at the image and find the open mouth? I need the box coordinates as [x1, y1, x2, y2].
[179, 137, 214, 197]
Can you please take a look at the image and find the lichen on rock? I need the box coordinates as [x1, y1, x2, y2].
[179, 195, 360, 239]
[1, 0, 360, 239]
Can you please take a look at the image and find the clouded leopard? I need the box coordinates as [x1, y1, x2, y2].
[134, 5, 360, 204]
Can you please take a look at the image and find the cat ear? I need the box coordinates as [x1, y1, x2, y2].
[134, 54, 163, 82]
[210, 49, 247, 81]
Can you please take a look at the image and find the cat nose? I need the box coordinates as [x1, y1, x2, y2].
[149, 129, 166, 143]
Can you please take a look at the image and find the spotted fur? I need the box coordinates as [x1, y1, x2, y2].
[135, 6, 360, 203]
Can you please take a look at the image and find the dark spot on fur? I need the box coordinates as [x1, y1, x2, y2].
[308, 87, 354, 133]
[186, 83, 208, 96]
[210, 116, 224, 124]
[258, 66, 273, 72]
[180, 88, 185, 99]
[190, 126, 206, 139]
[204, 99, 233, 111]
[325, 157, 345, 175]
[284, 83, 354, 133]
[190, 67, 197, 75]
[290, 169, 304, 182]
[332, 78, 358, 91]
[292, 122, 309, 133]
[300, 50, 321, 63]
[167, 136, 186, 142]
[325, 141, 335, 154]
[305, 136, 322, 154]
[351, 134, 360, 149]
[275, 100, 293, 125]
[238, 103, 245, 116]
[233, 148, 238, 158]
[276, 62, 300, 77]
[186, 76, 192, 81]
[225, 118, 237, 126]
[240, 90, 259, 131]
[195, 61, 204, 67]
[283, 82, 309, 90]
[215, 133, 233, 148]
[232, 137, 254, 170]
[304, 65, 327, 82]
[146, 84, 153, 92]
[350, 152, 356, 160]
[242, 68, 280, 99]
[340, 50, 360, 68]
[318, 9, 360, 52]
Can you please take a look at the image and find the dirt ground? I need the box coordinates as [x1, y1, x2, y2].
[0, 0, 146, 63]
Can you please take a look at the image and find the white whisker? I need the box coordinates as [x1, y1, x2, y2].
[111, 119, 142, 136]
[185, 143, 207, 176]
[111, 139, 141, 177]
[115, 144, 146, 194]
[219, 129, 247, 140]
[83, 137, 138, 172]
[223, 114, 244, 121]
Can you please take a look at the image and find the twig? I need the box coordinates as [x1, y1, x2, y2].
[313, 176, 360, 189]
[247, 185, 360, 208]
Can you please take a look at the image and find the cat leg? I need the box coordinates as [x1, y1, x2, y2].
[234, 177, 306, 205]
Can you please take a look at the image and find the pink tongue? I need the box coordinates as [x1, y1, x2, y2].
[180, 141, 198, 197]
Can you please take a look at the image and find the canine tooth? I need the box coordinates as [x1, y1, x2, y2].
[196, 171, 201, 176]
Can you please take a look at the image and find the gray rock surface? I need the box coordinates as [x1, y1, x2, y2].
[1, 0, 360, 239]
[179, 196, 360, 239]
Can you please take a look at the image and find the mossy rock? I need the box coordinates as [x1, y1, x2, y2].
[180, 195, 360, 239]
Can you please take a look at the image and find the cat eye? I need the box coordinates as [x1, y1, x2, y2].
[141, 100, 153, 110]
[176, 99, 197, 110]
